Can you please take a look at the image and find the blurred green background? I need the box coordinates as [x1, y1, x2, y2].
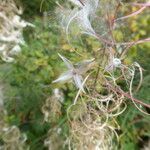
[0, 0, 149, 149]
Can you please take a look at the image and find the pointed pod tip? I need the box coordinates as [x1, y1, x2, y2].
[52, 79, 58, 84]
[52, 81, 55, 84]
[91, 58, 95, 62]
[58, 53, 64, 60]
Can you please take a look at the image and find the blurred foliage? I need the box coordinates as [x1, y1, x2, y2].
[0, 1, 150, 150]
[16, 0, 55, 17]
[16, 0, 65, 18]
[0, 16, 65, 149]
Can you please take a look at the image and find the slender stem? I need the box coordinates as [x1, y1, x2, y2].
[78, 0, 84, 6]
[107, 82, 150, 109]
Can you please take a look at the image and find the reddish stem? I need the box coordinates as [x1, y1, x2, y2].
[107, 82, 150, 109]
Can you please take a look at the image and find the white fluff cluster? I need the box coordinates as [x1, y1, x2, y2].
[0, 0, 34, 62]
[60, 0, 99, 37]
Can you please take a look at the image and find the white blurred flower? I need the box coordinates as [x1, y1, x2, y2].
[0, 44, 6, 52]
[53, 54, 94, 92]
[105, 57, 122, 71]
[10, 45, 21, 55]
[1, 50, 14, 62]
[57, 128, 62, 134]
[53, 88, 64, 103]
[113, 58, 121, 67]
[12, 15, 35, 28]
[0, 1, 35, 63]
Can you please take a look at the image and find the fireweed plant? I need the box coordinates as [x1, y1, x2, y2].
[42, 0, 150, 149]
